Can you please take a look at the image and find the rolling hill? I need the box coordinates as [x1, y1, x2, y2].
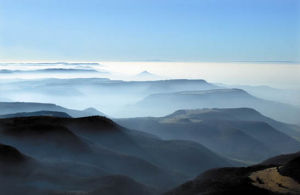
[0, 143, 156, 195]
[0, 115, 235, 193]
[0, 102, 105, 117]
[165, 151, 300, 195]
[117, 108, 300, 163]
[0, 78, 220, 117]
[130, 89, 300, 123]
[0, 111, 71, 118]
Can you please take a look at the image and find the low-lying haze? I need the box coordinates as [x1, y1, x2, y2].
[1, 61, 299, 90]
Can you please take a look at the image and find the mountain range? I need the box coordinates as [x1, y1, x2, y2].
[0, 75, 300, 194]
[0, 115, 237, 194]
[129, 88, 300, 123]
[0, 102, 104, 117]
[117, 108, 300, 163]
[1, 78, 299, 123]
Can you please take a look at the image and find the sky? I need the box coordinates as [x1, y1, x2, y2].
[0, 0, 299, 62]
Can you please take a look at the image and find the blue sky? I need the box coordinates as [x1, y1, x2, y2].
[0, 0, 299, 62]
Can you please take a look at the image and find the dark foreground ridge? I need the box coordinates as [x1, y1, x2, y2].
[0, 115, 236, 194]
[165, 151, 300, 195]
[0, 143, 27, 163]
[279, 156, 300, 183]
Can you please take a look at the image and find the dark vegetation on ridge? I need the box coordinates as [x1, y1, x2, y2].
[166, 151, 300, 195]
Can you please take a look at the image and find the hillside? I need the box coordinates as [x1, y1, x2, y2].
[0, 142, 157, 195]
[0, 115, 235, 193]
[117, 108, 300, 163]
[165, 151, 300, 195]
[0, 111, 71, 118]
[131, 89, 300, 123]
[0, 78, 220, 117]
[0, 102, 104, 117]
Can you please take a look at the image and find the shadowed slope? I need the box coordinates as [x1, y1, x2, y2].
[117, 108, 300, 163]
[81, 175, 157, 195]
[0, 143, 155, 195]
[0, 115, 236, 192]
[278, 157, 300, 183]
[0, 143, 28, 163]
[165, 152, 300, 195]
[0, 102, 104, 117]
[0, 111, 71, 118]
[262, 151, 300, 166]
[0, 116, 184, 191]
[0, 117, 90, 154]
[132, 89, 300, 123]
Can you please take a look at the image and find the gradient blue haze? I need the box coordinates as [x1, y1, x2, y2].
[0, 0, 299, 61]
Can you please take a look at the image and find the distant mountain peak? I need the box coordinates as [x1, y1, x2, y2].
[82, 107, 105, 116]
[137, 70, 154, 75]
[134, 70, 162, 80]
[83, 107, 100, 112]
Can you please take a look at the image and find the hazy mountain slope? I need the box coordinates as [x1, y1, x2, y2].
[0, 111, 71, 118]
[0, 115, 235, 192]
[217, 83, 300, 107]
[165, 108, 300, 141]
[0, 116, 181, 191]
[81, 128, 237, 177]
[165, 152, 300, 195]
[117, 108, 300, 163]
[0, 102, 104, 117]
[60, 116, 236, 178]
[132, 89, 300, 123]
[17, 78, 219, 94]
[0, 117, 91, 156]
[0, 78, 220, 117]
[0, 143, 155, 195]
[119, 118, 277, 162]
[219, 120, 300, 154]
[0, 143, 42, 195]
[78, 175, 157, 195]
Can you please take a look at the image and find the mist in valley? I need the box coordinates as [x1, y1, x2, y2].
[1, 62, 300, 121]
[1, 0, 300, 193]
[0, 61, 299, 194]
